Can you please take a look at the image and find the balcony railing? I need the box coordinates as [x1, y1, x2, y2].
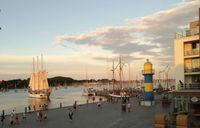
[184, 68, 200, 73]
[142, 69, 155, 74]
[175, 27, 199, 39]
[178, 83, 200, 90]
[184, 49, 200, 56]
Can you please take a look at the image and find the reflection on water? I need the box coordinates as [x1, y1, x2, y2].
[28, 98, 50, 111]
[0, 85, 107, 115]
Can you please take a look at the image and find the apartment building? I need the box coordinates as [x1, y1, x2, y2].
[174, 20, 200, 89]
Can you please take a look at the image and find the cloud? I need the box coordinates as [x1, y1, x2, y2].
[55, 0, 200, 63]
[93, 55, 143, 63]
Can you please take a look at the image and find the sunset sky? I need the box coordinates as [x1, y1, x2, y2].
[0, 0, 199, 80]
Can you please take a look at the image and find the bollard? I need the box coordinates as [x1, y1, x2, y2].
[25, 107, 27, 114]
[60, 103, 62, 108]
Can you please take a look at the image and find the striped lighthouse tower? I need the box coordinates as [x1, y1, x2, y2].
[143, 59, 154, 103]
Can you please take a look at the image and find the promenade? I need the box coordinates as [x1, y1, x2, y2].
[1, 97, 172, 128]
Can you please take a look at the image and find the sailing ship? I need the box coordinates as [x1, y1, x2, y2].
[82, 69, 96, 96]
[109, 55, 129, 98]
[28, 55, 51, 99]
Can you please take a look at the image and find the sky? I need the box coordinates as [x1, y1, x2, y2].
[0, 0, 200, 80]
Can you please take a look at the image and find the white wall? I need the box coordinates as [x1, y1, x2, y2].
[174, 35, 199, 89]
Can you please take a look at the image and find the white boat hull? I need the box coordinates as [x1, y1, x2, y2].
[29, 93, 50, 99]
[82, 92, 95, 96]
[109, 93, 130, 98]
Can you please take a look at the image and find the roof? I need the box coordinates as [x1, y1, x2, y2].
[144, 59, 152, 65]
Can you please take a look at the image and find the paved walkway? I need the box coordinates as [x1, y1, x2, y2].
[1, 98, 172, 128]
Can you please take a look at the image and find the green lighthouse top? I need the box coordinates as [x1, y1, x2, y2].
[144, 58, 152, 65]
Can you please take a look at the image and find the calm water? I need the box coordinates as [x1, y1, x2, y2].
[0, 85, 107, 115]
[0, 82, 174, 115]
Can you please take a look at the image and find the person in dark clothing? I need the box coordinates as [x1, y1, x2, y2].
[73, 101, 77, 110]
[92, 97, 95, 103]
[28, 105, 31, 113]
[68, 109, 73, 120]
[1, 110, 5, 126]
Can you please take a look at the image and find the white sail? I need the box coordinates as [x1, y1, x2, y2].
[29, 73, 34, 90]
[28, 55, 51, 99]
[43, 71, 49, 90]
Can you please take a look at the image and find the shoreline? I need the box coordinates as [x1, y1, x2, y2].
[3, 97, 107, 117]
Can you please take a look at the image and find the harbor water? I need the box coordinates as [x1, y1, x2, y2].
[0, 85, 106, 115]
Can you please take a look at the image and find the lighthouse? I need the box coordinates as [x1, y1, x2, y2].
[141, 59, 154, 106]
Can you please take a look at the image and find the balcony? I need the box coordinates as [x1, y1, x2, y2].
[185, 68, 200, 73]
[184, 49, 200, 56]
[178, 83, 200, 90]
[142, 69, 155, 75]
[175, 27, 199, 39]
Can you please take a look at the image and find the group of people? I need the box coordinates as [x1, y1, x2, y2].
[10, 109, 19, 125]
[0, 103, 50, 126]
[1, 96, 133, 126]
[121, 97, 131, 112]
[27, 104, 47, 113]
[97, 97, 103, 108]
[37, 110, 47, 121]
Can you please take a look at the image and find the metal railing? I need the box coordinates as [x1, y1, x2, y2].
[178, 83, 200, 90]
[142, 69, 155, 74]
[175, 27, 199, 39]
[185, 68, 200, 73]
[184, 49, 200, 56]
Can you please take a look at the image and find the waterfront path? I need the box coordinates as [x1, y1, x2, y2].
[1, 97, 172, 128]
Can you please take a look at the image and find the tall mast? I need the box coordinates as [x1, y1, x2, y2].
[128, 63, 131, 87]
[111, 61, 115, 91]
[119, 55, 122, 90]
[86, 67, 88, 86]
[37, 56, 39, 72]
[136, 74, 138, 87]
[33, 57, 35, 73]
[199, 8, 200, 56]
[41, 54, 43, 70]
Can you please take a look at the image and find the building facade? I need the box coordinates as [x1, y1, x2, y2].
[173, 17, 200, 127]
[174, 20, 200, 89]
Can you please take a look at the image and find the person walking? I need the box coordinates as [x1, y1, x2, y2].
[92, 97, 95, 103]
[33, 105, 36, 111]
[43, 112, 47, 120]
[73, 101, 77, 110]
[28, 105, 31, 113]
[15, 113, 19, 124]
[97, 102, 101, 108]
[23, 112, 27, 120]
[1, 110, 5, 126]
[10, 113, 14, 125]
[127, 102, 131, 112]
[68, 109, 73, 120]
[39, 111, 43, 121]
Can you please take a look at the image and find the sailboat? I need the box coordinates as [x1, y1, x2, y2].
[82, 69, 95, 96]
[28, 55, 51, 99]
[109, 56, 129, 98]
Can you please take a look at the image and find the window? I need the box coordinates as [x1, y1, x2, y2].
[192, 43, 197, 49]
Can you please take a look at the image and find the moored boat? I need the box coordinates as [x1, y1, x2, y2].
[82, 88, 95, 96]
